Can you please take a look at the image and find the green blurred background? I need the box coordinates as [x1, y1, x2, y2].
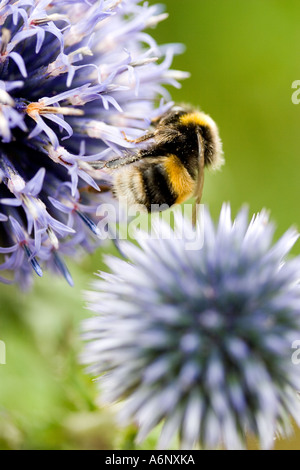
[0, 0, 300, 449]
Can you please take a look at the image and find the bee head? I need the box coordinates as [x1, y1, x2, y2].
[153, 106, 186, 127]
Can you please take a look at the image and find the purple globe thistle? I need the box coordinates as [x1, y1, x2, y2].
[0, 0, 187, 288]
[82, 204, 300, 450]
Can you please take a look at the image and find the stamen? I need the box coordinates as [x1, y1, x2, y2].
[130, 57, 158, 67]
[68, 47, 93, 61]
[0, 109, 10, 139]
[22, 195, 45, 220]
[26, 101, 84, 119]
[0, 28, 10, 55]
[164, 70, 191, 80]
[7, 173, 26, 193]
[0, 89, 15, 106]
[105, 0, 123, 12]
[146, 13, 169, 28]
[76, 210, 101, 237]
[31, 14, 68, 26]
[23, 244, 43, 277]
[53, 251, 74, 287]
[47, 226, 59, 250]
[40, 106, 84, 116]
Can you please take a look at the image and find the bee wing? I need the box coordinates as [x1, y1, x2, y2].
[192, 130, 205, 226]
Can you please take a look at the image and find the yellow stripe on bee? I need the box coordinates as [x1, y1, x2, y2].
[179, 112, 209, 127]
[163, 154, 195, 204]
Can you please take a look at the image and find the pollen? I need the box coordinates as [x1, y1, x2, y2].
[26, 101, 45, 119]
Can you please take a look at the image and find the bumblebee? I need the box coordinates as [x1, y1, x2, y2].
[99, 105, 223, 216]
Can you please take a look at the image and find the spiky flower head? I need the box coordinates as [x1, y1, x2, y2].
[0, 0, 187, 288]
[82, 204, 300, 450]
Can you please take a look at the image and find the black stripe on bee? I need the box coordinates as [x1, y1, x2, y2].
[139, 161, 177, 211]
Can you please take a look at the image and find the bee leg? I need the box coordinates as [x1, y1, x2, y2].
[105, 153, 144, 169]
[151, 114, 161, 122]
[121, 130, 155, 144]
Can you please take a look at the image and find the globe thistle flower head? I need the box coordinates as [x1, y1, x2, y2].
[0, 0, 187, 287]
[82, 204, 300, 450]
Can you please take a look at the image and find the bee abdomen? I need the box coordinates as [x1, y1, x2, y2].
[163, 154, 195, 204]
[141, 160, 177, 211]
[113, 166, 147, 209]
[113, 155, 196, 212]
[113, 158, 176, 211]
